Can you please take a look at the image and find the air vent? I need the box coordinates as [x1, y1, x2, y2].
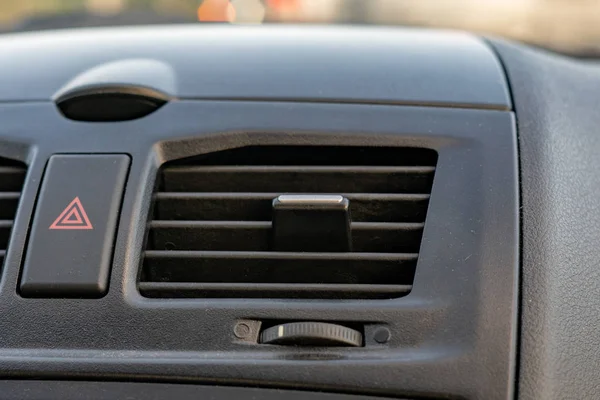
[139, 146, 437, 299]
[0, 158, 26, 269]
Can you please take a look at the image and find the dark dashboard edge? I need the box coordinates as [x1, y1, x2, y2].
[0, 97, 511, 111]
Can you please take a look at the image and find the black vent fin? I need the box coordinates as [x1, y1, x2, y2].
[0, 159, 26, 268]
[140, 146, 437, 299]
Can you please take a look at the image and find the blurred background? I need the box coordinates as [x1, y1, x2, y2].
[0, 0, 599, 55]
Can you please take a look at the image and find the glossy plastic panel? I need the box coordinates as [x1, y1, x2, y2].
[0, 26, 511, 109]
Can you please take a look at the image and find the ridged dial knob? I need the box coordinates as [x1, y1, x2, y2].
[260, 322, 362, 347]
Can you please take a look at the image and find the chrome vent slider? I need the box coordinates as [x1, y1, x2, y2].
[272, 194, 351, 252]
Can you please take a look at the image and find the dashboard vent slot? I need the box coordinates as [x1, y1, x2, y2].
[140, 146, 437, 299]
[0, 158, 26, 269]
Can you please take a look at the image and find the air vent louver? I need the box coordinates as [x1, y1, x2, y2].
[0, 158, 26, 269]
[140, 146, 437, 299]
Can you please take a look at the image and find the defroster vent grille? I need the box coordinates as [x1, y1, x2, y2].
[140, 146, 437, 299]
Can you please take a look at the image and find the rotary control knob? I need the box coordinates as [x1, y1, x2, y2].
[260, 322, 362, 347]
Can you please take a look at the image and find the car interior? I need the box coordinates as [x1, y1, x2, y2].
[0, 0, 597, 399]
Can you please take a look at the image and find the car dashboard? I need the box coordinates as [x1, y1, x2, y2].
[0, 24, 595, 400]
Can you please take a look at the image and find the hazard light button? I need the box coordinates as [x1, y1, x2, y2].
[20, 155, 130, 298]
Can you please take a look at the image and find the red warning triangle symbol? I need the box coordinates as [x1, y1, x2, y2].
[49, 197, 93, 230]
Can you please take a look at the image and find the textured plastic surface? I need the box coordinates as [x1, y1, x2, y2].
[20, 155, 129, 297]
[0, 100, 518, 399]
[0, 26, 518, 400]
[0, 381, 402, 400]
[0, 26, 511, 109]
[490, 39, 600, 400]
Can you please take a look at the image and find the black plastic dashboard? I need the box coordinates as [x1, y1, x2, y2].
[0, 24, 592, 400]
